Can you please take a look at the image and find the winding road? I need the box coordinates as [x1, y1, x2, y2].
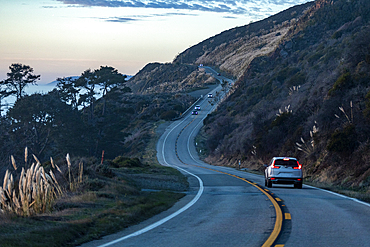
[83, 69, 370, 247]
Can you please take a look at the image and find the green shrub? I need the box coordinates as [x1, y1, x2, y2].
[110, 156, 145, 168]
[160, 110, 178, 120]
[286, 72, 306, 87]
[363, 90, 370, 119]
[270, 112, 292, 129]
[328, 72, 352, 96]
[327, 124, 357, 154]
[276, 67, 300, 82]
[331, 30, 343, 39]
[307, 51, 323, 64]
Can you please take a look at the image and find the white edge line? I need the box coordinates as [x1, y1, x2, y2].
[187, 111, 212, 163]
[99, 115, 204, 247]
[304, 184, 370, 208]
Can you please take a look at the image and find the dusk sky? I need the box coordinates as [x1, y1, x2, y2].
[0, 0, 311, 84]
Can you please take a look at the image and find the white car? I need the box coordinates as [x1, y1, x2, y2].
[264, 157, 303, 189]
[194, 105, 201, 110]
[208, 93, 213, 98]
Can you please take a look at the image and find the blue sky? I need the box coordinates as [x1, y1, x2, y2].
[0, 0, 311, 84]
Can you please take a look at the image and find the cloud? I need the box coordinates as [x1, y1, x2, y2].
[56, 0, 249, 14]
[99, 12, 197, 23]
[56, 0, 310, 21]
[104, 17, 138, 23]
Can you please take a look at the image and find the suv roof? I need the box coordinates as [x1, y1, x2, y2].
[272, 157, 297, 160]
[271, 157, 299, 167]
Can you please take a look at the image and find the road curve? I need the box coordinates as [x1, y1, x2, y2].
[81, 72, 370, 247]
[81, 85, 284, 247]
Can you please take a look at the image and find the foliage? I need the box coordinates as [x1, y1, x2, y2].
[0, 63, 40, 100]
[364, 90, 370, 120]
[160, 110, 178, 120]
[328, 72, 353, 96]
[327, 124, 358, 154]
[6, 92, 83, 160]
[109, 156, 145, 168]
[127, 63, 200, 94]
[0, 156, 187, 246]
[0, 151, 83, 217]
[0, 62, 195, 162]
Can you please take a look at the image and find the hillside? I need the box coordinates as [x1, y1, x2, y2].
[174, 1, 315, 79]
[125, 0, 370, 192]
[126, 63, 216, 94]
[198, 0, 370, 191]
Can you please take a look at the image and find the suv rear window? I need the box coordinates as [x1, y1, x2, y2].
[274, 159, 299, 167]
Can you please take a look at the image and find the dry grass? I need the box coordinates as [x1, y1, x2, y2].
[0, 156, 188, 246]
[0, 150, 83, 217]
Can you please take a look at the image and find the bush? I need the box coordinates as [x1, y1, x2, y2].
[363, 90, 370, 120]
[327, 124, 357, 154]
[328, 72, 352, 96]
[110, 156, 145, 168]
[160, 110, 178, 120]
[286, 72, 306, 87]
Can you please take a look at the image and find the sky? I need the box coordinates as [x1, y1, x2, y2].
[0, 0, 311, 84]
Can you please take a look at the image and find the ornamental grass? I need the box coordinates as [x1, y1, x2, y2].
[0, 148, 83, 217]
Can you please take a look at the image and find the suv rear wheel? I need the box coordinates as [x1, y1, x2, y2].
[294, 182, 302, 189]
[267, 179, 272, 188]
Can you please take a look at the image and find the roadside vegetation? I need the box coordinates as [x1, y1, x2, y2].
[0, 151, 188, 246]
[0, 62, 194, 245]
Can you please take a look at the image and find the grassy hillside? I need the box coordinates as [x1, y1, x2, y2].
[126, 63, 216, 94]
[174, 1, 315, 78]
[199, 0, 370, 193]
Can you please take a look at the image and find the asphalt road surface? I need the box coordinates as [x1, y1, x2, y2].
[82, 75, 370, 247]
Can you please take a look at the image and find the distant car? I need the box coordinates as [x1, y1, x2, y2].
[194, 105, 201, 110]
[264, 157, 303, 189]
[217, 73, 221, 76]
[208, 93, 213, 98]
[191, 111, 198, 115]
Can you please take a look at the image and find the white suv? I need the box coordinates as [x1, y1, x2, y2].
[264, 157, 303, 189]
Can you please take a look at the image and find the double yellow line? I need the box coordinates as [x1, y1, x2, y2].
[197, 168, 286, 247]
[174, 103, 287, 246]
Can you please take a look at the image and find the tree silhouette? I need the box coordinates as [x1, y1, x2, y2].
[56, 77, 80, 109]
[94, 66, 128, 115]
[0, 63, 40, 100]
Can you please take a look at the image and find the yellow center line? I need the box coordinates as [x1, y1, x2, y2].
[175, 109, 284, 247]
[190, 164, 284, 247]
[285, 213, 291, 220]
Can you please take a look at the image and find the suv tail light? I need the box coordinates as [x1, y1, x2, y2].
[271, 161, 280, 169]
[293, 164, 302, 170]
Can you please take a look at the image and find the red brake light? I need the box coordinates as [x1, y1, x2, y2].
[271, 161, 280, 169]
[294, 163, 302, 170]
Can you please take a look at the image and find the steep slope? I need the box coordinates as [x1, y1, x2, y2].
[126, 63, 216, 94]
[174, 2, 315, 79]
[127, 2, 315, 94]
[201, 0, 370, 189]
